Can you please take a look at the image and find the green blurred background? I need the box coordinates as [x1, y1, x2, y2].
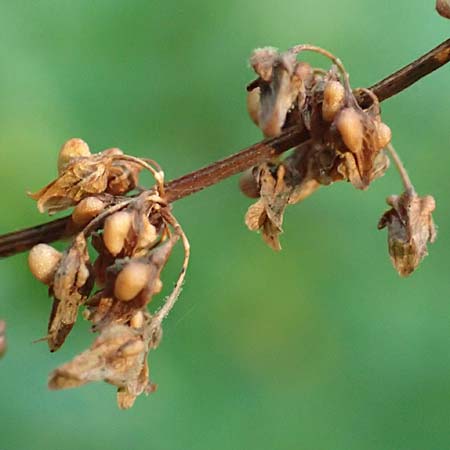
[0, 1, 449, 449]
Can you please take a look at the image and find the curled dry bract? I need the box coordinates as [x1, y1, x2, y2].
[378, 192, 436, 277]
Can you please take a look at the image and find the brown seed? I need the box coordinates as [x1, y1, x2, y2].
[71, 197, 105, 226]
[322, 80, 345, 122]
[239, 169, 260, 198]
[103, 211, 132, 256]
[336, 107, 363, 154]
[376, 122, 392, 149]
[136, 214, 158, 251]
[153, 278, 163, 295]
[28, 244, 62, 284]
[436, 0, 450, 18]
[246, 87, 260, 126]
[130, 311, 144, 329]
[114, 261, 151, 301]
[57, 138, 91, 174]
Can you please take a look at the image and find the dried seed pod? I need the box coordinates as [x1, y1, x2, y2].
[322, 80, 345, 122]
[103, 211, 132, 256]
[436, 0, 450, 18]
[49, 234, 93, 351]
[246, 87, 260, 126]
[258, 57, 301, 137]
[378, 192, 436, 277]
[28, 244, 62, 284]
[239, 169, 260, 198]
[114, 261, 151, 301]
[376, 122, 392, 149]
[335, 107, 363, 154]
[57, 138, 91, 174]
[71, 196, 105, 226]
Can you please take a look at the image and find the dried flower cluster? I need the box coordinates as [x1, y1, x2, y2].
[16, 43, 439, 409]
[242, 45, 436, 275]
[27, 139, 189, 408]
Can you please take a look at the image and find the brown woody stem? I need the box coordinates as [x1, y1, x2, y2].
[1, 38, 449, 258]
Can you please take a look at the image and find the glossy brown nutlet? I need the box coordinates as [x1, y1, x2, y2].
[322, 80, 345, 122]
[57, 138, 91, 174]
[114, 261, 151, 301]
[71, 197, 105, 226]
[376, 122, 392, 149]
[103, 211, 132, 256]
[335, 107, 363, 154]
[28, 244, 62, 284]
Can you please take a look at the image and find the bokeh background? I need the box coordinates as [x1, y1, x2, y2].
[1, 1, 449, 449]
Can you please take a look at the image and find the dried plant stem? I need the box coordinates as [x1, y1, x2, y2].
[0, 38, 449, 258]
[385, 143, 416, 194]
[153, 209, 190, 325]
[363, 38, 450, 105]
[289, 44, 352, 94]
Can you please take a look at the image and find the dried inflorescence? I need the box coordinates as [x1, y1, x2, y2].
[20, 43, 438, 409]
[28, 139, 189, 408]
[242, 44, 436, 275]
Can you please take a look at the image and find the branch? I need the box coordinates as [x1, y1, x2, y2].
[1, 38, 449, 258]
